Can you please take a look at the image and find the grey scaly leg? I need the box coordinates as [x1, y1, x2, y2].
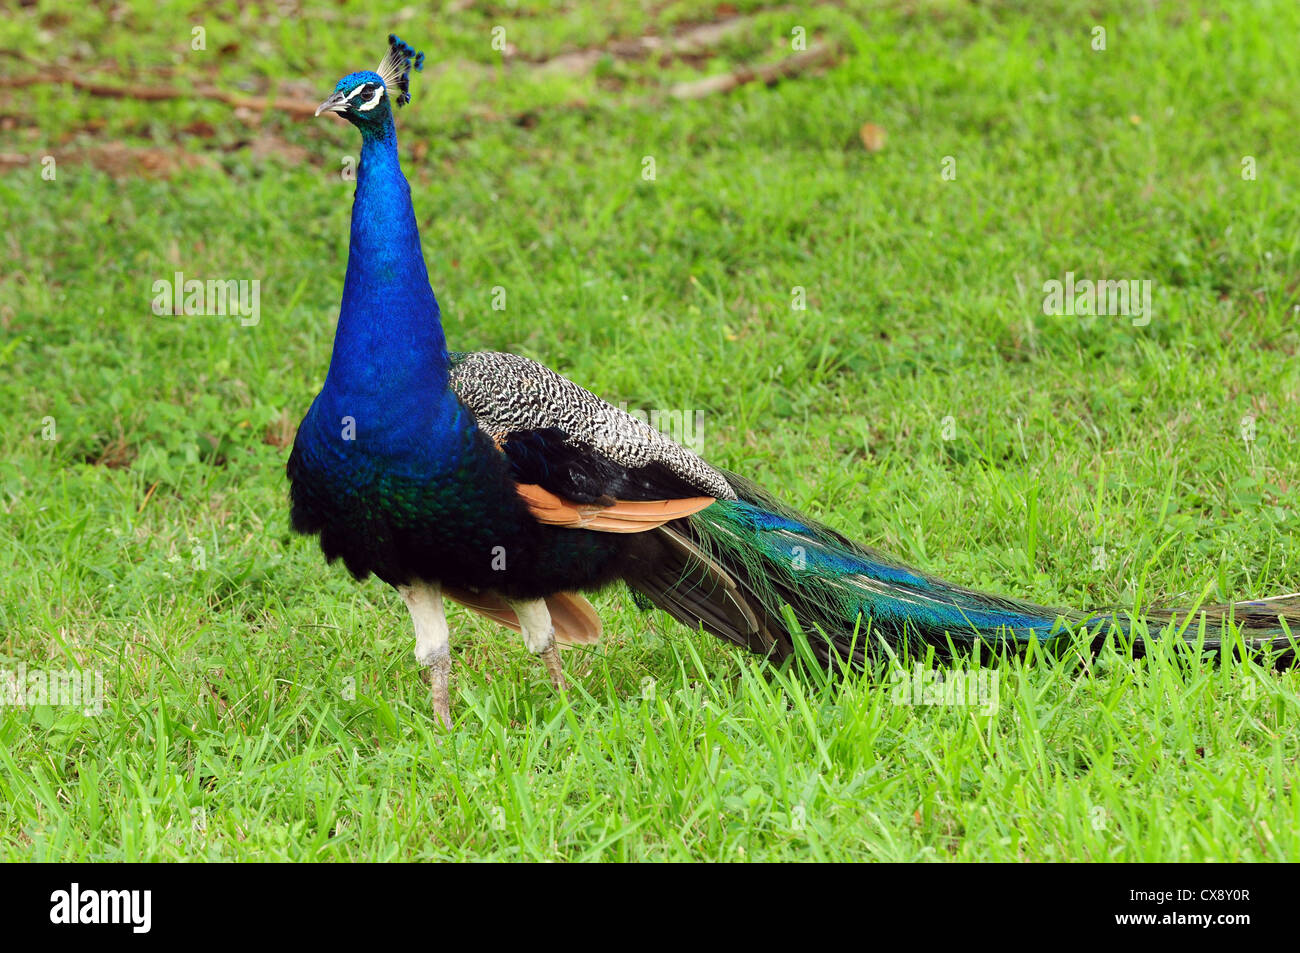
[399, 581, 452, 729]
[508, 598, 567, 691]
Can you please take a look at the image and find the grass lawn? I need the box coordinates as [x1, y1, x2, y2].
[1, 0, 1297, 861]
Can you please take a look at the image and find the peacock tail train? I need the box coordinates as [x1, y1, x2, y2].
[630, 473, 1300, 668]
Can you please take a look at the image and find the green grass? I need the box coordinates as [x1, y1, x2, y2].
[1, 0, 1298, 861]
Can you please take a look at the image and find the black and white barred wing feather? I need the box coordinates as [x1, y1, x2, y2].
[449, 350, 735, 507]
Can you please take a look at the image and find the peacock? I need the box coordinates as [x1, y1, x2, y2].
[288, 36, 1299, 728]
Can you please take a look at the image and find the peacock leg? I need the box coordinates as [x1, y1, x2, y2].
[508, 598, 567, 691]
[399, 581, 452, 729]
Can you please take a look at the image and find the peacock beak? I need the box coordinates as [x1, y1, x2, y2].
[315, 91, 350, 117]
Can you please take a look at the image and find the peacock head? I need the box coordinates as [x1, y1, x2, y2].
[315, 34, 425, 132]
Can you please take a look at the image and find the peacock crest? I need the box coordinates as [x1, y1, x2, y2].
[376, 34, 425, 107]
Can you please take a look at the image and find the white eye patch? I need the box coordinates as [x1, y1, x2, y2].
[355, 85, 385, 111]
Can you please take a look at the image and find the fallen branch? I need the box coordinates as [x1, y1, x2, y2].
[0, 71, 321, 119]
[668, 42, 837, 100]
[0, 38, 840, 144]
[535, 14, 760, 74]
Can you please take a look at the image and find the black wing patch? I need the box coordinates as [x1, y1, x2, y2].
[500, 427, 711, 504]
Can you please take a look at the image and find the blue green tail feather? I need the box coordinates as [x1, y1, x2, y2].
[671, 472, 1299, 665]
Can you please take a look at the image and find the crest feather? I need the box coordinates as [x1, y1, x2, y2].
[376, 34, 425, 107]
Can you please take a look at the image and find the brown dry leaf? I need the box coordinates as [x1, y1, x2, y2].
[859, 122, 887, 152]
[93, 433, 136, 470]
[263, 410, 297, 450]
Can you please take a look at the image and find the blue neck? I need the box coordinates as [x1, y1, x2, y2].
[318, 117, 458, 454]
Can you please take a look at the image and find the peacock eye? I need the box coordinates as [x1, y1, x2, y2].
[353, 82, 386, 112]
